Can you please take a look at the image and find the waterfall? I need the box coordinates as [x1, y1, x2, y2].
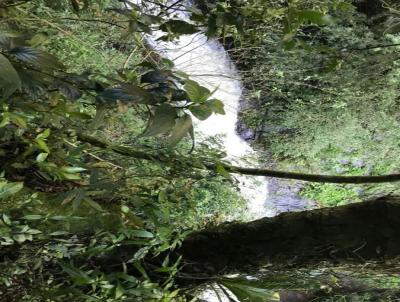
[140, 5, 274, 219]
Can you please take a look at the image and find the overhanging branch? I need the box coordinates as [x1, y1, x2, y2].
[77, 133, 400, 184]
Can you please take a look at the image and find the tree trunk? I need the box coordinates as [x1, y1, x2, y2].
[180, 197, 400, 274]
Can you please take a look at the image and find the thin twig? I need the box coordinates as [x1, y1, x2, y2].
[64, 139, 124, 170]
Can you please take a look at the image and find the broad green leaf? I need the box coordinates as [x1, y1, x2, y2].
[167, 114, 193, 147]
[209, 99, 225, 114]
[0, 54, 21, 98]
[189, 104, 213, 120]
[141, 103, 177, 137]
[13, 234, 26, 243]
[0, 181, 23, 199]
[10, 47, 64, 70]
[159, 19, 198, 35]
[100, 83, 153, 104]
[184, 80, 211, 103]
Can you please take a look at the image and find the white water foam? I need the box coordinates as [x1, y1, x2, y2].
[143, 9, 273, 219]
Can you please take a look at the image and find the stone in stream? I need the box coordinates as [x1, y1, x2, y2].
[265, 178, 317, 215]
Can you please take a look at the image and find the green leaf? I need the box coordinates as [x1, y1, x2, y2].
[0, 181, 23, 199]
[133, 246, 150, 260]
[85, 198, 103, 211]
[209, 99, 225, 114]
[130, 229, 154, 238]
[297, 10, 332, 26]
[10, 47, 64, 70]
[0, 113, 10, 127]
[61, 166, 86, 173]
[141, 70, 169, 84]
[36, 153, 48, 163]
[0, 53, 21, 98]
[49, 231, 69, 236]
[2, 214, 12, 225]
[22, 215, 43, 220]
[115, 282, 125, 299]
[9, 112, 27, 128]
[216, 163, 230, 178]
[159, 19, 198, 35]
[60, 172, 81, 180]
[36, 139, 50, 153]
[61, 263, 93, 285]
[100, 83, 153, 104]
[36, 129, 50, 139]
[57, 82, 82, 100]
[141, 103, 177, 137]
[184, 80, 211, 103]
[13, 234, 26, 243]
[221, 280, 279, 302]
[189, 104, 213, 120]
[167, 114, 193, 147]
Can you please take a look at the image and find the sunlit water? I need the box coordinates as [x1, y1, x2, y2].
[145, 17, 274, 221]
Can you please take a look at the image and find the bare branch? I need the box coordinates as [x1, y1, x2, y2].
[77, 133, 400, 184]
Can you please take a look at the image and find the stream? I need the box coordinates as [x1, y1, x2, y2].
[134, 1, 315, 300]
[149, 32, 274, 219]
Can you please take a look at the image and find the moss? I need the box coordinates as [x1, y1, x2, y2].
[300, 183, 360, 206]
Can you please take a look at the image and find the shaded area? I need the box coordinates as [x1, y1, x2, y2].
[180, 196, 400, 273]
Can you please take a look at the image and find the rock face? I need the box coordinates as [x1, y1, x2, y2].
[265, 178, 317, 215]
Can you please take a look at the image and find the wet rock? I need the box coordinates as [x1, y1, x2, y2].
[335, 167, 345, 174]
[352, 159, 365, 168]
[345, 147, 358, 153]
[353, 187, 365, 196]
[372, 134, 384, 142]
[262, 125, 297, 136]
[240, 128, 255, 141]
[338, 158, 350, 165]
[266, 178, 317, 215]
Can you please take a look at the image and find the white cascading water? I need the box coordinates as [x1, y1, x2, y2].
[143, 10, 273, 220]
[149, 23, 269, 302]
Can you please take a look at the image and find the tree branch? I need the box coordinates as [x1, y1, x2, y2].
[0, 0, 31, 8]
[77, 133, 400, 184]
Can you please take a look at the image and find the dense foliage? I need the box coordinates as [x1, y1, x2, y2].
[0, 0, 248, 300]
[1, 0, 400, 301]
[232, 0, 400, 206]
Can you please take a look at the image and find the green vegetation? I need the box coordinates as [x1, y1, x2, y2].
[231, 0, 400, 206]
[0, 0, 247, 300]
[1, 0, 400, 301]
